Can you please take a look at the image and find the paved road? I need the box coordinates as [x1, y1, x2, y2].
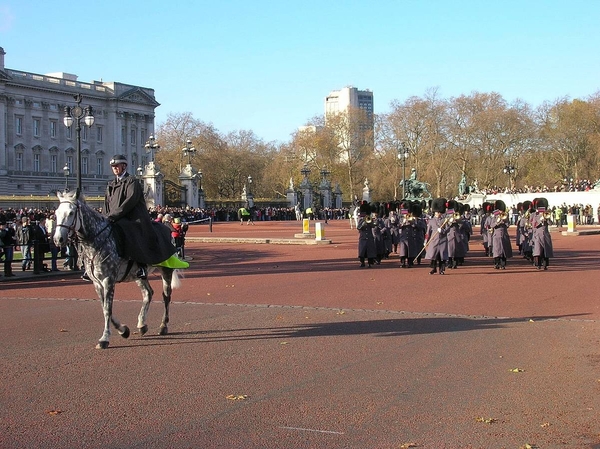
[1, 220, 599, 448]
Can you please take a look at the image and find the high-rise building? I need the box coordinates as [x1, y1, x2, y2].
[0, 47, 159, 197]
[324, 86, 373, 121]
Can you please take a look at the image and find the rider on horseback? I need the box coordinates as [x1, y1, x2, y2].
[103, 154, 187, 279]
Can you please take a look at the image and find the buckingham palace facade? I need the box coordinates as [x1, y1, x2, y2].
[0, 47, 159, 197]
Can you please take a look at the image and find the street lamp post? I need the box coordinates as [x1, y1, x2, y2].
[503, 165, 516, 190]
[144, 135, 160, 163]
[398, 142, 409, 199]
[62, 163, 70, 191]
[182, 139, 196, 165]
[63, 94, 94, 193]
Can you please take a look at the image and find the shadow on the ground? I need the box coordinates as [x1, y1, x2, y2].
[122, 313, 590, 348]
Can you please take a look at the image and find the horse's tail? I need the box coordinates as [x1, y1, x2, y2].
[171, 269, 183, 289]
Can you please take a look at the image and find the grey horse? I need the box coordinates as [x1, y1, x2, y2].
[53, 190, 182, 349]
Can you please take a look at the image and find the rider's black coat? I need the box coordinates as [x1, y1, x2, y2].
[104, 172, 175, 264]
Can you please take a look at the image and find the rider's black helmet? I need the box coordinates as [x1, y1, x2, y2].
[110, 155, 128, 166]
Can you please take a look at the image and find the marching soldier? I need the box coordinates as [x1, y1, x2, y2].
[531, 197, 554, 270]
[518, 200, 534, 263]
[490, 200, 513, 269]
[413, 202, 427, 266]
[397, 202, 417, 268]
[480, 202, 493, 256]
[446, 201, 469, 269]
[357, 202, 376, 268]
[424, 198, 450, 275]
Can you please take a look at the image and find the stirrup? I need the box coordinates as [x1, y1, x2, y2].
[154, 254, 189, 269]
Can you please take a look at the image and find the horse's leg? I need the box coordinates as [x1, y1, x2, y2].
[159, 268, 173, 336]
[136, 278, 154, 336]
[94, 279, 129, 349]
[94, 280, 113, 350]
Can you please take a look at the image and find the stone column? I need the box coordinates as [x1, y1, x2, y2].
[286, 177, 298, 207]
[140, 161, 164, 208]
[179, 163, 199, 208]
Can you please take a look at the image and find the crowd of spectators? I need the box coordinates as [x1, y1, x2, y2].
[477, 179, 598, 196]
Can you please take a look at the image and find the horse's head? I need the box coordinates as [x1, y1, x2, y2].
[54, 190, 81, 247]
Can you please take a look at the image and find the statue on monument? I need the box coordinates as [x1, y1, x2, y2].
[402, 168, 431, 200]
[458, 172, 468, 196]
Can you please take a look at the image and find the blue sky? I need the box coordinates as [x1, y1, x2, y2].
[1, 0, 599, 143]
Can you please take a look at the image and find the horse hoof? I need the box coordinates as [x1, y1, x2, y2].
[158, 326, 168, 336]
[96, 341, 109, 350]
[138, 325, 148, 336]
[120, 326, 130, 339]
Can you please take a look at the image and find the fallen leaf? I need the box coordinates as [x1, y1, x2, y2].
[475, 417, 497, 424]
[529, 319, 535, 322]
[520, 444, 539, 449]
[509, 368, 525, 373]
[46, 410, 63, 416]
[400, 443, 419, 448]
[540, 422, 550, 428]
[59, 329, 68, 333]
[280, 342, 288, 345]
[226, 394, 248, 401]
[376, 301, 383, 305]
[336, 310, 345, 315]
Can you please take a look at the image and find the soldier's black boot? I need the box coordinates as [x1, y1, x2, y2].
[429, 260, 437, 275]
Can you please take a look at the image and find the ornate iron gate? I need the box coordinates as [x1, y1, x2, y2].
[163, 180, 187, 207]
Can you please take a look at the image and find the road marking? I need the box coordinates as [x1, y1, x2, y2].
[279, 426, 344, 435]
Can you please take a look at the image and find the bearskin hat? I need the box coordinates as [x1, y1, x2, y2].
[411, 203, 423, 217]
[461, 203, 471, 214]
[494, 199, 507, 213]
[432, 197, 447, 213]
[533, 197, 548, 211]
[517, 202, 523, 212]
[445, 199, 458, 214]
[359, 201, 371, 215]
[481, 202, 491, 213]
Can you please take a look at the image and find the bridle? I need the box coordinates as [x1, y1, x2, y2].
[57, 200, 111, 243]
[57, 200, 82, 241]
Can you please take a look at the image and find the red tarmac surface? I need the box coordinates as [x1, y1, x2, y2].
[1, 219, 600, 448]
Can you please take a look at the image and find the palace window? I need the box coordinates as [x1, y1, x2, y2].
[15, 116, 23, 135]
[33, 153, 40, 172]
